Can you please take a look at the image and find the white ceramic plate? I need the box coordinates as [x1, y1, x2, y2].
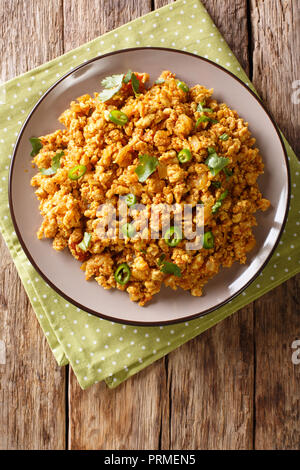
[9, 48, 290, 325]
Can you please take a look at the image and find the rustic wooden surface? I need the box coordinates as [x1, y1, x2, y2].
[0, 0, 299, 450]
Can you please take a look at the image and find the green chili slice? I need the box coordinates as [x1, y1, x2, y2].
[164, 226, 182, 247]
[177, 148, 192, 164]
[109, 109, 128, 126]
[68, 164, 87, 180]
[219, 133, 229, 141]
[203, 231, 214, 249]
[114, 263, 131, 285]
[121, 223, 135, 238]
[78, 232, 91, 252]
[125, 193, 137, 207]
[177, 81, 189, 93]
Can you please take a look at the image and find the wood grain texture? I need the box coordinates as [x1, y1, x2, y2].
[63, 0, 152, 52]
[251, 0, 300, 156]
[250, 0, 300, 449]
[0, 239, 66, 449]
[0, 0, 299, 450]
[254, 278, 300, 450]
[0, 0, 66, 450]
[69, 361, 168, 449]
[201, 0, 250, 74]
[162, 308, 254, 450]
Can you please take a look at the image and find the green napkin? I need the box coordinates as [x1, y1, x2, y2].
[0, 0, 299, 389]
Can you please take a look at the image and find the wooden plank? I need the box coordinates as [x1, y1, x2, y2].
[161, 308, 254, 449]
[0, 0, 66, 450]
[65, 0, 170, 450]
[251, 0, 300, 155]
[63, 0, 152, 52]
[155, 0, 254, 450]
[251, 0, 300, 449]
[69, 362, 167, 449]
[254, 279, 300, 450]
[202, 0, 250, 74]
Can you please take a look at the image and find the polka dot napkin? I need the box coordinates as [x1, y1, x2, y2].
[0, 0, 299, 389]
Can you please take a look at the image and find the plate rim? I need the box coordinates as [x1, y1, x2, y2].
[8, 47, 291, 326]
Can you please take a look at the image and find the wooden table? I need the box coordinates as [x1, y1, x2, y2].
[0, 0, 299, 450]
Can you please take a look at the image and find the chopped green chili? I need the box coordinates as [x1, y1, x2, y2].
[177, 81, 189, 92]
[219, 133, 229, 141]
[164, 226, 182, 247]
[121, 223, 135, 238]
[109, 109, 128, 126]
[114, 263, 131, 285]
[203, 231, 214, 249]
[177, 148, 192, 163]
[68, 164, 87, 180]
[78, 232, 91, 252]
[125, 193, 137, 207]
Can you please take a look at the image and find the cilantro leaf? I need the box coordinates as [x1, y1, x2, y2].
[78, 232, 92, 252]
[40, 151, 64, 176]
[123, 70, 132, 84]
[223, 167, 233, 180]
[101, 74, 124, 89]
[160, 261, 181, 277]
[99, 73, 124, 102]
[30, 137, 43, 157]
[131, 73, 140, 97]
[211, 181, 221, 188]
[135, 154, 158, 183]
[205, 148, 229, 176]
[157, 254, 166, 266]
